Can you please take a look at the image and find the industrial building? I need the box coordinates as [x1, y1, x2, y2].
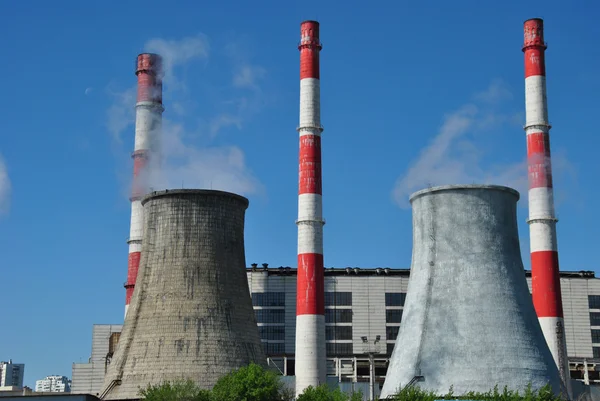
[71, 325, 122, 395]
[73, 266, 600, 397]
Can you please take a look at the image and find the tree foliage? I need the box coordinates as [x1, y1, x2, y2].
[138, 363, 292, 401]
[138, 379, 211, 401]
[211, 363, 293, 401]
[296, 384, 363, 401]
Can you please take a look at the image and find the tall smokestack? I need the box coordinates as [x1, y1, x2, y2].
[523, 18, 571, 398]
[295, 20, 326, 396]
[124, 53, 164, 318]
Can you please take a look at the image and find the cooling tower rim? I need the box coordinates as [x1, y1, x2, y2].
[409, 184, 520, 203]
[141, 189, 249, 208]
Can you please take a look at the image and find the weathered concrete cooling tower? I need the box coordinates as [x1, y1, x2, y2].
[380, 185, 563, 399]
[101, 189, 266, 400]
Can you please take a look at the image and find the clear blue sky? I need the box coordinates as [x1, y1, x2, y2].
[0, 0, 598, 388]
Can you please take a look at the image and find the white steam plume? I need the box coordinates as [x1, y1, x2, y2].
[0, 154, 11, 215]
[107, 33, 267, 198]
[392, 80, 530, 208]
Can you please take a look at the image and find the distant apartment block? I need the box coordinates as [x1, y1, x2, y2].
[0, 360, 24, 388]
[35, 375, 71, 393]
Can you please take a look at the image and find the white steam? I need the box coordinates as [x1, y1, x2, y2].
[0, 154, 11, 215]
[107, 33, 267, 198]
[392, 80, 529, 208]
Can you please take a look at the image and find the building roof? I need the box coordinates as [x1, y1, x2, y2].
[246, 265, 596, 279]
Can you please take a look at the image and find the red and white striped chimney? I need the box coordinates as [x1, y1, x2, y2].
[295, 20, 326, 396]
[523, 18, 571, 398]
[124, 53, 164, 318]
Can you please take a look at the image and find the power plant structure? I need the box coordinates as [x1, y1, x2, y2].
[101, 190, 266, 400]
[523, 18, 572, 398]
[380, 185, 563, 398]
[295, 20, 327, 396]
[124, 53, 164, 318]
[66, 16, 592, 401]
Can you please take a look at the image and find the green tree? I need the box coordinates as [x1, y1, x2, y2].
[138, 379, 211, 401]
[297, 384, 363, 401]
[211, 362, 293, 401]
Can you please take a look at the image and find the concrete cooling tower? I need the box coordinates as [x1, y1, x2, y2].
[380, 185, 563, 399]
[101, 189, 266, 400]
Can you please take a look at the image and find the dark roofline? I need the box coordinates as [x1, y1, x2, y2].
[246, 266, 596, 279]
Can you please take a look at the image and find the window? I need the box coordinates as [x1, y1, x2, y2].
[252, 292, 285, 307]
[386, 326, 400, 341]
[326, 326, 353, 341]
[387, 343, 396, 356]
[589, 295, 600, 309]
[259, 326, 285, 341]
[326, 343, 353, 356]
[590, 313, 600, 326]
[263, 342, 285, 354]
[594, 347, 600, 359]
[254, 309, 285, 324]
[385, 293, 406, 307]
[325, 292, 352, 306]
[386, 310, 403, 323]
[325, 309, 353, 323]
[592, 330, 600, 344]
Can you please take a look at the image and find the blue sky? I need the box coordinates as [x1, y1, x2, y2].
[0, 0, 598, 388]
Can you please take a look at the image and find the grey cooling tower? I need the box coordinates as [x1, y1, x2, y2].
[380, 185, 563, 399]
[101, 189, 266, 400]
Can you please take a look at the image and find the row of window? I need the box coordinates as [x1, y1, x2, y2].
[252, 292, 407, 308]
[259, 325, 285, 341]
[263, 342, 285, 354]
[386, 326, 400, 341]
[255, 309, 285, 324]
[326, 326, 353, 341]
[252, 292, 285, 307]
[255, 306, 402, 324]
[259, 324, 402, 342]
[325, 292, 353, 306]
[385, 293, 406, 307]
[261, 343, 360, 356]
[589, 296, 600, 309]
[255, 309, 401, 324]
[326, 309, 353, 323]
[326, 343, 353, 355]
[252, 291, 354, 307]
[591, 312, 600, 326]
[386, 310, 403, 323]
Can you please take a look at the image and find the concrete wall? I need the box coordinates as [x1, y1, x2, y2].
[101, 190, 266, 400]
[381, 185, 563, 398]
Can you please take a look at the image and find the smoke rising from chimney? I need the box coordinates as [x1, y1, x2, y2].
[0, 154, 10, 215]
[393, 80, 533, 208]
[107, 33, 267, 199]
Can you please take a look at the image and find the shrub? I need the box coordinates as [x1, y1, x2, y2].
[386, 383, 564, 401]
[297, 384, 363, 401]
[211, 362, 292, 401]
[138, 379, 211, 401]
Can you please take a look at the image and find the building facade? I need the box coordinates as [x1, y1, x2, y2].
[76, 268, 600, 396]
[35, 376, 71, 393]
[0, 361, 24, 389]
[71, 325, 122, 395]
[247, 266, 600, 389]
